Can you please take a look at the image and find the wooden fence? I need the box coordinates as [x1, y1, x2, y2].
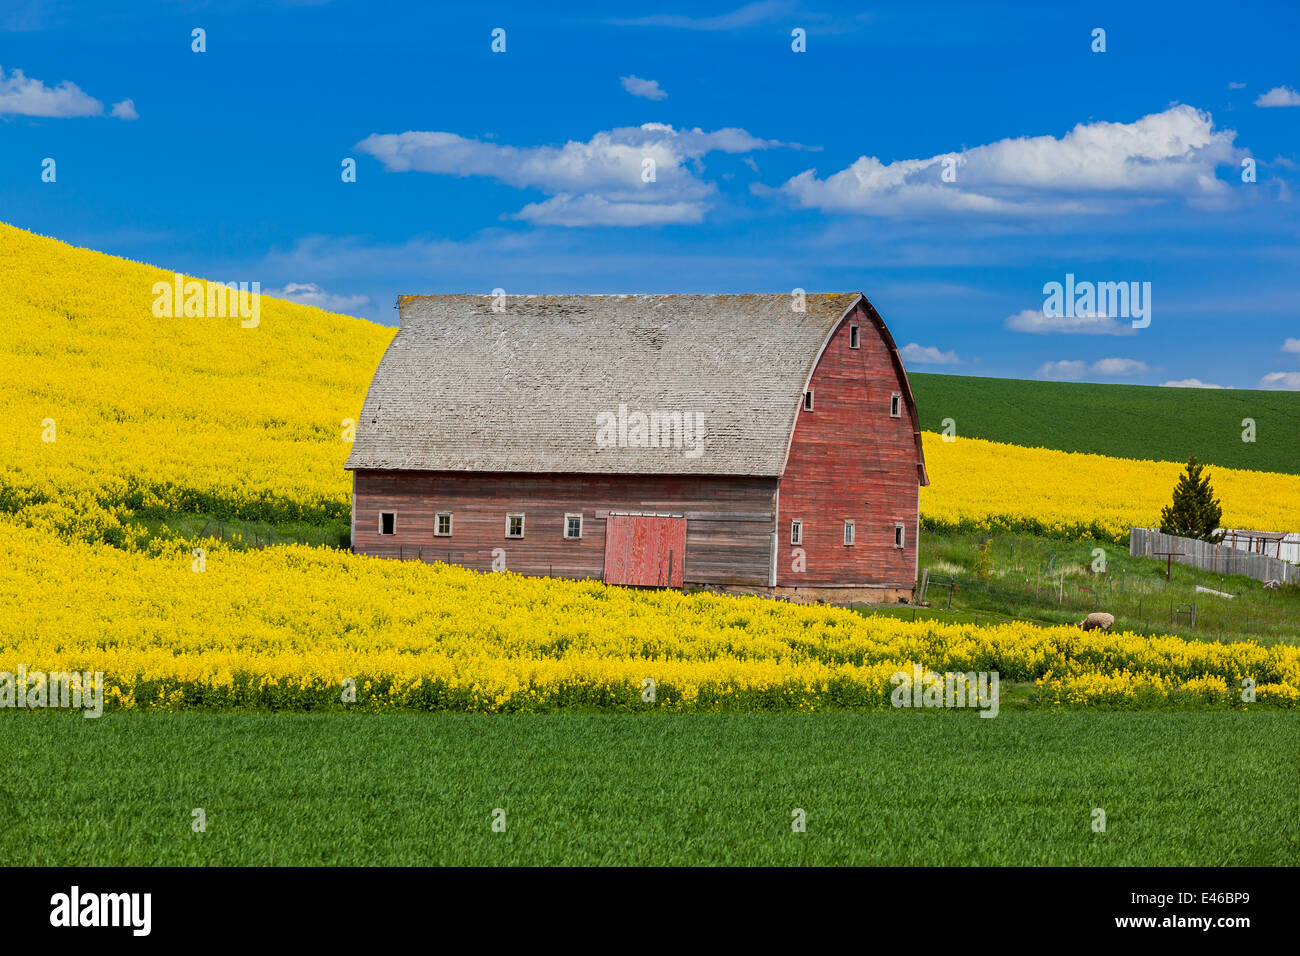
[1130, 528, 1300, 585]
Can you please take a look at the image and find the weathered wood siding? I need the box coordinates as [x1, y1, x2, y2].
[603, 515, 688, 587]
[352, 471, 777, 586]
[775, 302, 921, 589]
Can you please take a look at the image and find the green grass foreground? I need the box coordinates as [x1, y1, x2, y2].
[1, 711, 1295, 866]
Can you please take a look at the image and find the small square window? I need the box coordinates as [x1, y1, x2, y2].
[849, 324, 860, 349]
[803, 390, 814, 411]
[894, 523, 906, 548]
[379, 512, 396, 535]
[435, 512, 453, 537]
[506, 514, 525, 539]
[564, 513, 583, 539]
[844, 520, 855, 546]
[790, 519, 802, 545]
[890, 392, 902, 418]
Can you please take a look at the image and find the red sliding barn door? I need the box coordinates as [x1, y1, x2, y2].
[603, 514, 686, 587]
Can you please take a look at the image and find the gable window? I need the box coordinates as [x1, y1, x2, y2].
[379, 512, 396, 536]
[843, 520, 855, 546]
[506, 514, 525, 539]
[890, 392, 902, 418]
[435, 512, 453, 537]
[803, 390, 814, 411]
[849, 324, 861, 349]
[564, 513, 583, 539]
[790, 519, 802, 545]
[894, 522, 906, 549]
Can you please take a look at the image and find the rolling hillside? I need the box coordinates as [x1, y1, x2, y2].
[2, 221, 1297, 549]
[0, 221, 392, 539]
[910, 373, 1300, 475]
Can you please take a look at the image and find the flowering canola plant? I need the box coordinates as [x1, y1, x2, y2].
[0, 222, 392, 539]
[0, 522, 1294, 712]
[4, 222, 1298, 546]
[920, 433, 1300, 542]
[2, 223, 1298, 713]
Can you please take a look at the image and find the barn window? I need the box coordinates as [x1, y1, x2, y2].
[894, 522, 906, 548]
[564, 513, 583, 539]
[889, 392, 902, 418]
[435, 512, 453, 537]
[379, 512, 396, 535]
[506, 514, 525, 538]
[790, 519, 802, 545]
[843, 520, 855, 546]
[803, 390, 814, 411]
[849, 324, 860, 349]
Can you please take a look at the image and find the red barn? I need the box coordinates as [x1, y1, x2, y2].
[346, 293, 928, 603]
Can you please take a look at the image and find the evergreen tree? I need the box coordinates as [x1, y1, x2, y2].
[1159, 456, 1224, 541]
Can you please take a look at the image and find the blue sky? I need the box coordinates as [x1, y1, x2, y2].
[3, 0, 1299, 388]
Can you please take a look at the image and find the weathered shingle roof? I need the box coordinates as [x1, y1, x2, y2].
[346, 293, 898, 477]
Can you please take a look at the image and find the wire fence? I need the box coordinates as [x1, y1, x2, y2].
[919, 540, 1295, 639]
[197, 519, 348, 550]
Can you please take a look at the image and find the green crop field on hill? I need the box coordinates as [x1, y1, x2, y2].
[909, 373, 1300, 474]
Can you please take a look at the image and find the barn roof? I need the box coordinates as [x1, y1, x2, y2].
[346, 293, 927, 481]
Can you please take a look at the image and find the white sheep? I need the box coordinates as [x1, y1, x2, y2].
[1078, 612, 1115, 632]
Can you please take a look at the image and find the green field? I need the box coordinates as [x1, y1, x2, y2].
[1, 712, 1294, 866]
[910, 372, 1300, 474]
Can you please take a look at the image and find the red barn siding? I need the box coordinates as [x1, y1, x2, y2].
[775, 303, 921, 589]
[603, 515, 687, 587]
[351, 471, 777, 587]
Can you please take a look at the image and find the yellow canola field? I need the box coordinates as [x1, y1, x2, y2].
[0, 222, 392, 530]
[1, 523, 1294, 711]
[3, 221, 1298, 545]
[920, 433, 1300, 541]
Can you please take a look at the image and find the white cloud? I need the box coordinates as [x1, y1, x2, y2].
[620, 75, 667, 100]
[1229, 81, 1247, 90]
[263, 282, 370, 315]
[779, 105, 1240, 217]
[1037, 357, 1147, 381]
[610, 1, 793, 31]
[1004, 308, 1135, 336]
[1037, 360, 1088, 381]
[899, 343, 962, 365]
[1092, 357, 1149, 375]
[1260, 371, 1300, 389]
[0, 66, 137, 120]
[1161, 378, 1226, 389]
[1255, 86, 1300, 108]
[0, 65, 102, 117]
[515, 194, 706, 226]
[1282, 337, 1300, 353]
[355, 123, 793, 226]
